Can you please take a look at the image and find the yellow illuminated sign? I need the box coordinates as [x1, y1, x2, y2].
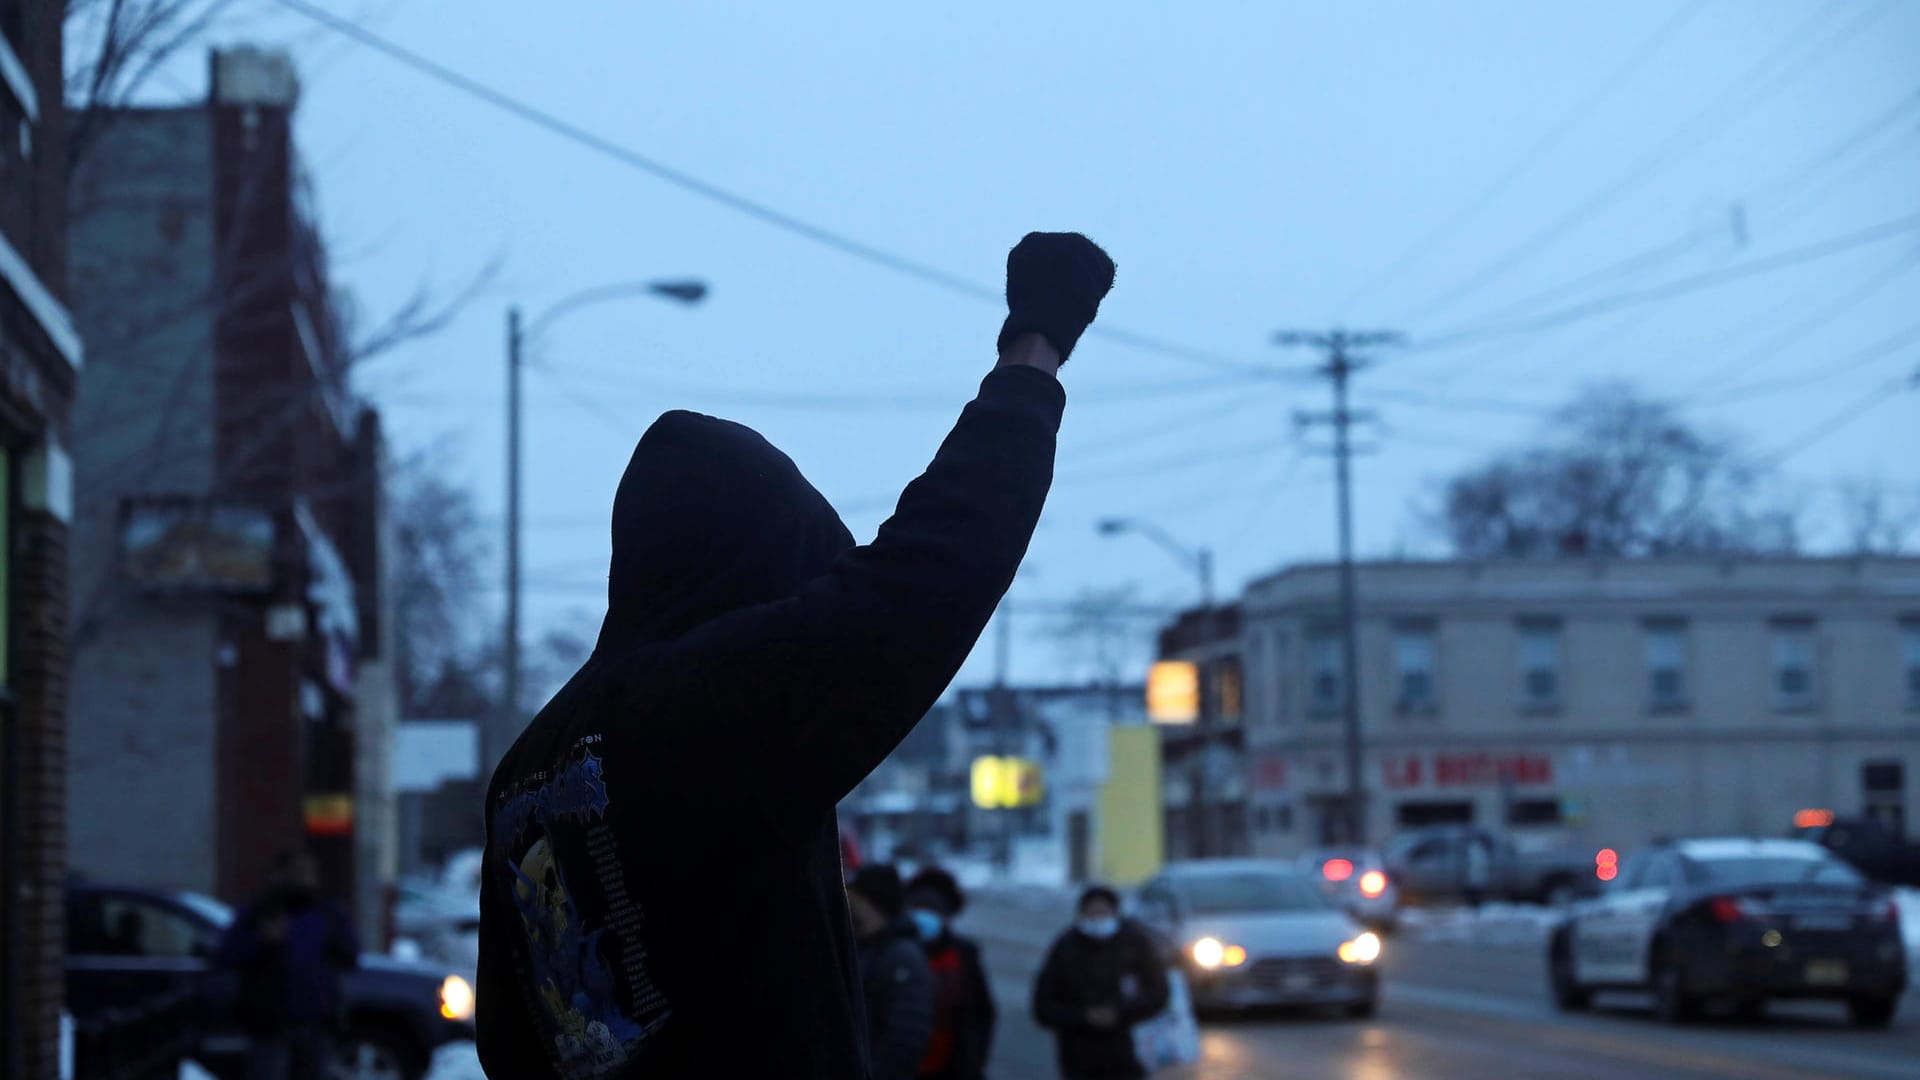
[1147, 660, 1200, 724]
[971, 756, 1045, 809]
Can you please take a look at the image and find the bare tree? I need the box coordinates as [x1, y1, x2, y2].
[1433, 383, 1800, 559]
[64, 0, 242, 167]
[1835, 478, 1920, 555]
[390, 451, 492, 713]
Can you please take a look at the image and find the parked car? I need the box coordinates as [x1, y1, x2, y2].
[1794, 815, 1920, 887]
[1545, 838, 1908, 1027]
[393, 876, 480, 940]
[1135, 860, 1382, 1017]
[65, 881, 476, 1080]
[1297, 848, 1400, 931]
[1386, 825, 1598, 906]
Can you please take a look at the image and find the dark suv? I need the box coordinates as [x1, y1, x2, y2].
[66, 881, 476, 1080]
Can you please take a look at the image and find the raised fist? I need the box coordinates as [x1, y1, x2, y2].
[998, 232, 1116, 365]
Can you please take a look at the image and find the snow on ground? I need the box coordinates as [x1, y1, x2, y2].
[425, 1041, 485, 1080]
[1397, 902, 1562, 948]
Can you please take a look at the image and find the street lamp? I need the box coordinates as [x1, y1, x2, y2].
[492, 278, 708, 776]
[1099, 516, 1219, 858]
[1096, 517, 1214, 607]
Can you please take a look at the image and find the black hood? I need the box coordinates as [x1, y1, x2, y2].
[597, 410, 855, 648]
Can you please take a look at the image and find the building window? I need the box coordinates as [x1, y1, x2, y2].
[1393, 623, 1437, 714]
[1272, 632, 1292, 726]
[1395, 800, 1474, 827]
[1210, 657, 1243, 725]
[1643, 620, 1689, 712]
[1901, 620, 1920, 710]
[1517, 619, 1561, 711]
[1771, 620, 1817, 711]
[1506, 798, 1563, 826]
[1308, 628, 1344, 717]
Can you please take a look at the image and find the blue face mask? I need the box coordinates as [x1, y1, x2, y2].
[1077, 917, 1120, 940]
[910, 909, 945, 942]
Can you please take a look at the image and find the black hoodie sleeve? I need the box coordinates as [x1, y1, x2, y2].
[640, 365, 1063, 817]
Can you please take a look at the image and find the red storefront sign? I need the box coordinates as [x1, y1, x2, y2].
[1381, 752, 1552, 790]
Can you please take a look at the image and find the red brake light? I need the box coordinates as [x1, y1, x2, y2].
[1358, 870, 1387, 898]
[1322, 858, 1354, 882]
[1707, 896, 1768, 923]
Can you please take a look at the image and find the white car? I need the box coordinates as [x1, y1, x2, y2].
[1136, 860, 1383, 1017]
[1547, 838, 1907, 1026]
[1298, 847, 1400, 931]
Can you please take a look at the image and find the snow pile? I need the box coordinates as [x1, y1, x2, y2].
[425, 1042, 485, 1080]
[1399, 902, 1561, 947]
[1897, 888, 1920, 962]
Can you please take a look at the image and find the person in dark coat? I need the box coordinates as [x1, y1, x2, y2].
[1032, 886, 1169, 1080]
[849, 866, 936, 1080]
[906, 867, 996, 1080]
[475, 233, 1117, 1080]
[217, 850, 359, 1080]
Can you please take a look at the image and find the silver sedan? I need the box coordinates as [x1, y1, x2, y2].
[1135, 860, 1383, 1017]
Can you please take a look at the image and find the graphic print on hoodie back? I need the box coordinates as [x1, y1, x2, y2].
[476, 369, 1064, 1080]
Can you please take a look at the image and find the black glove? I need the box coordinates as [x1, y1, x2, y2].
[997, 232, 1117, 364]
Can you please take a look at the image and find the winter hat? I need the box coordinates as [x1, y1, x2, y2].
[848, 865, 905, 920]
[905, 866, 967, 917]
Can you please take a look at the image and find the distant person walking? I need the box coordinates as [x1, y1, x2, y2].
[1463, 833, 1492, 909]
[905, 867, 996, 1080]
[476, 232, 1116, 1079]
[849, 866, 937, 1080]
[218, 850, 358, 1080]
[1032, 886, 1169, 1080]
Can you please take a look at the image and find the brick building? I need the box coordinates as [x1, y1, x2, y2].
[65, 47, 398, 941]
[0, 3, 79, 1077]
[1155, 606, 1250, 862]
[1219, 557, 1920, 857]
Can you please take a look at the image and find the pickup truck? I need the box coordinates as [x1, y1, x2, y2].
[1795, 816, 1920, 887]
[66, 880, 475, 1080]
[1384, 825, 1599, 906]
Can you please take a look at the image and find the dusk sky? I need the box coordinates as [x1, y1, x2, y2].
[177, 0, 1920, 687]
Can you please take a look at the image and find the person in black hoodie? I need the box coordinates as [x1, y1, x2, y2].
[1032, 886, 1169, 1080]
[476, 232, 1116, 1080]
[905, 867, 996, 1080]
[848, 866, 935, 1080]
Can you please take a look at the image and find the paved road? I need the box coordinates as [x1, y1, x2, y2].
[964, 895, 1920, 1080]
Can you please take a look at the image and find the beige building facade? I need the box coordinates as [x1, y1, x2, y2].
[1232, 557, 1920, 857]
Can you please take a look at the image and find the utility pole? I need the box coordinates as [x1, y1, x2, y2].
[497, 307, 524, 782]
[1276, 329, 1401, 846]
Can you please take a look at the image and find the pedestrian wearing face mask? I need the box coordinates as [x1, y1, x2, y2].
[1031, 886, 1169, 1080]
[904, 867, 995, 1080]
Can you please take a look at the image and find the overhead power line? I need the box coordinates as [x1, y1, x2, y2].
[1333, 1, 1707, 317]
[1761, 375, 1914, 467]
[1397, 0, 1891, 327]
[271, 0, 1276, 377]
[1411, 212, 1920, 353]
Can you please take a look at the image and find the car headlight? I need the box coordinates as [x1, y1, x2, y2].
[1337, 931, 1382, 965]
[440, 974, 475, 1021]
[1358, 871, 1388, 899]
[1188, 937, 1248, 969]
